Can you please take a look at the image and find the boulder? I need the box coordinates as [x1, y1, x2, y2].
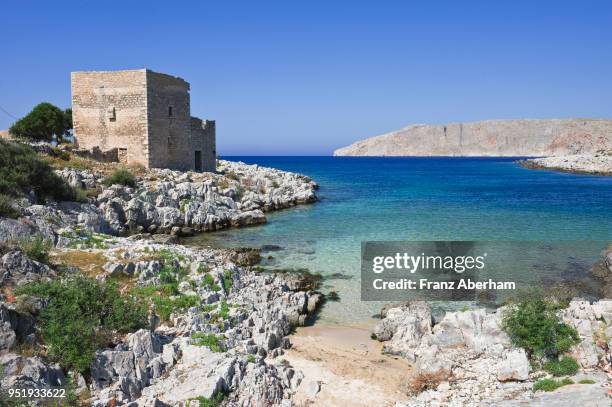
[495, 349, 530, 381]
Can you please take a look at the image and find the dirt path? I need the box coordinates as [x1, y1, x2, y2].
[283, 322, 412, 407]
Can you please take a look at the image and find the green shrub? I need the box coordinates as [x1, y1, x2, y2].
[219, 300, 230, 320]
[0, 194, 19, 218]
[502, 297, 580, 359]
[74, 187, 89, 203]
[222, 270, 233, 293]
[543, 356, 580, 377]
[20, 235, 51, 263]
[190, 333, 225, 352]
[0, 140, 75, 202]
[203, 274, 221, 292]
[9, 102, 72, 142]
[49, 147, 70, 161]
[247, 354, 256, 363]
[187, 392, 226, 407]
[103, 168, 136, 188]
[16, 276, 147, 372]
[532, 377, 573, 392]
[151, 294, 200, 321]
[578, 378, 595, 384]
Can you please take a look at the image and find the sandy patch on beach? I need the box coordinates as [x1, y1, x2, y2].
[283, 322, 411, 407]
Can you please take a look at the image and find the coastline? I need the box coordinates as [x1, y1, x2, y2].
[0, 142, 324, 406]
[518, 154, 612, 176]
[1, 142, 612, 406]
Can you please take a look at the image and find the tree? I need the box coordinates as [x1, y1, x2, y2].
[9, 102, 72, 142]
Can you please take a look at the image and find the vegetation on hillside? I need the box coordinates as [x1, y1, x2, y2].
[543, 355, 580, 376]
[19, 235, 51, 264]
[103, 168, 137, 188]
[16, 276, 147, 372]
[0, 139, 75, 203]
[503, 296, 580, 360]
[9, 102, 72, 142]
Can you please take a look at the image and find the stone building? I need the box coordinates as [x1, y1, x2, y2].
[71, 69, 216, 171]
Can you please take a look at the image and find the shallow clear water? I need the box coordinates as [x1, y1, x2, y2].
[187, 157, 612, 324]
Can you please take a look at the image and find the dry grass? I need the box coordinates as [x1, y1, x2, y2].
[50, 250, 108, 277]
[408, 370, 449, 394]
[41, 152, 99, 171]
[40, 150, 139, 177]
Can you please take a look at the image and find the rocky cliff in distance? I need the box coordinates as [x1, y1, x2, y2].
[334, 119, 612, 157]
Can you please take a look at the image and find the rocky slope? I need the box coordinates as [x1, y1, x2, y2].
[0, 154, 322, 406]
[56, 159, 318, 237]
[0, 158, 317, 246]
[375, 300, 612, 407]
[334, 118, 612, 157]
[0, 233, 321, 406]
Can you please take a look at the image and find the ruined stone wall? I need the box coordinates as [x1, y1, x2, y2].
[191, 118, 216, 172]
[71, 70, 149, 166]
[146, 71, 192, 170]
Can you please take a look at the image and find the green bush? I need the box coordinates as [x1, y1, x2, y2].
[190, 333, 225, 352]
[203, 274, 221, 292]
[9, 102, 72, 142]
[151, 294, 200, 321]
[16, 276, 147, 372]
[20, 235, 51, 263]
[0, 140, 75, 202]
[222, 270, 233, 293]
[532, 377, 573, 392]
[219, 300, 230, 320]
[543, 356, 580, 377]
[0, 193, 20, 218]
[187, 392, 226, 407]
[73, 187, 89, 203]
[578, 378, 595, 384]
[103, 168, 136, 188]
[49, 147, 71, 161]
[502, 297, 580, 359]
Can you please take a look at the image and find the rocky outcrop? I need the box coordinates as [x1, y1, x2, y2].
[0, 231, 321, 406]
[334, 118, 612, 157]
[0, 159, 317, 248]
[376, 300, 612, 406]
[519, 152, 612, 175]
[53, 160, 317, 236]
[0, 248, 55, 286]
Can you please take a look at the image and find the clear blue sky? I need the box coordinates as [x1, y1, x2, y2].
[1, 1, 611, 155]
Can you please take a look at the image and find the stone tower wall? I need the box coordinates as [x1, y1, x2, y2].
[145, 71, 192, 170]
[191, 118, 216, 172]
[71, 69, 216, 172]
[71, 70, 149, 166]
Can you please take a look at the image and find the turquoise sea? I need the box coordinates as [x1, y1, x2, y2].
[187, 157, 612, 324]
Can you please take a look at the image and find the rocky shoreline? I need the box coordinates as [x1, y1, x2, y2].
[372, 299, 612, 406]
[2, 143, 612, 406]
[0, 149, 323, 406]
[519, 153, 612, 176]
[1, 232, 322, 406]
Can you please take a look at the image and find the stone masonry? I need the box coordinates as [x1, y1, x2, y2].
[71, 69, 216, 172]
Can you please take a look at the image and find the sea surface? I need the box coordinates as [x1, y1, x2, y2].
[187, 157, 612, 324]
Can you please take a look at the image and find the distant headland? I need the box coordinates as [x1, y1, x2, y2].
[334, 118, 612, 157]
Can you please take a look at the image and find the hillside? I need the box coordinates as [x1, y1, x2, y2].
[333, 119, 612, 157]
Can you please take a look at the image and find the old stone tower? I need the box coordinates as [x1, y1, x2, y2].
[71, 69, 216, 172]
